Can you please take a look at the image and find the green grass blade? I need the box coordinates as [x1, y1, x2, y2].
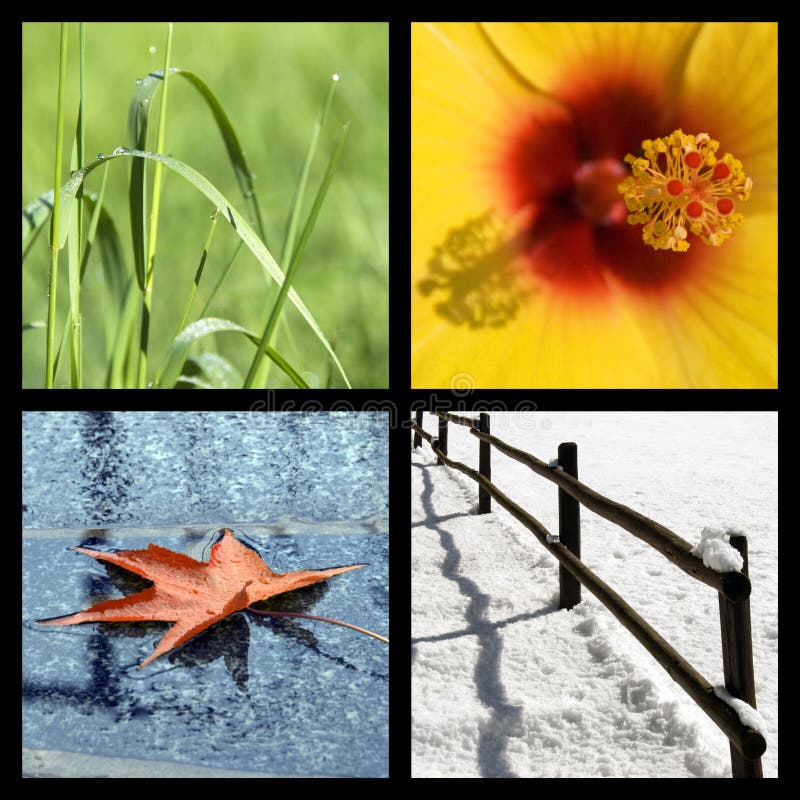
[324, 327, 339, 388]
[22, 190, 54, 260]
[76, 22, 85, 259]
[154, 317, 309, 389]
[147, 27, 173, 286]
[137, 21, 174, 388]
[174, 375, 213, 388]
[198, 240, 244, 318]
[245, 120, 350, 388]
[24, 176, 126, 301]
[25, 179, 130, 375]
[52, 300, 72, 383]
[80, 166, 111, 281]
[127, 65, 267, 277]
[281, 73, 339, 268]
[185, 352, 242, 388]
[107, 276, 141, 388]
[67, 140, 81, 387]
[69, 22, 87, 387]
[254, 73, 340, 387]
[57, 149, 349, 387]
[85, 177, 130, 353]
[174, 208, 220, 339]
[45, 22, 69, 388]
[171, 68, 267, 243]
[128, 74, 150, 290]
[82, 175, 130, 362]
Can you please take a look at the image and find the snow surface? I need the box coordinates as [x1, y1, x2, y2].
[412, 412, 777, 778]
[691, 528, 744, 573]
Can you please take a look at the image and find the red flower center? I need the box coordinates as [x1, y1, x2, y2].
[496, 74, 707, 300]
[572, 159, 628, 226]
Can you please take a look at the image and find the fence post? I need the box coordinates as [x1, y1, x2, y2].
[413, 409, 423, 449]
[437, 414, 448, 465]
[477, 413, 491, 514]
[719, 534, 762, 778]
[558, 442, 581, 610]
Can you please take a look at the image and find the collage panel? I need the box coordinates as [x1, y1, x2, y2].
[411, 22, 776, 388]
[22, 21, 388, 389]
[22, 410, 389, 777]
[411, 409, 777, 777]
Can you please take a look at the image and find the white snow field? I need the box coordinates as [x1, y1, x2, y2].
[411, 412, 777, 778]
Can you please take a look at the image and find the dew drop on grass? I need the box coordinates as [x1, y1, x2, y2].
[142, 99, 149, 106]
[136, 79, 143, 86]
[111, 146, 130, 156]
[332, 73, 340, 81]
[149, 45, 157, 55]
[96, 152, 105, 160]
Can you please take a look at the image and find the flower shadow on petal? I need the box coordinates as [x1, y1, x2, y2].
[418, 209, 536, 329]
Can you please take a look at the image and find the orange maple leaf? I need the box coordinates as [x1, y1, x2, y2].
[38, 528, 365, 669]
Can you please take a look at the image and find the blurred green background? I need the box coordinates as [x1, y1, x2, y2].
[22, 22, 388, 388]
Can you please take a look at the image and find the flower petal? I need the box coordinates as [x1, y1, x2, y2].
[412, 22, 578, 218]
[481, 22, 702, 93]
[481, 22, 703, 158]
[608, 212, 777, 387]
[415, 23, 523, 263]
[412, 21, 776, 388]
[413, 21, 583, 380]
[413, 271, 663, 388]
[676, 22, 777, 216]
[413, 209, 776, 388]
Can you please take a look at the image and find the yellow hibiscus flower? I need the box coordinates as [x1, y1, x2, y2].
[412, 22, 776, 388]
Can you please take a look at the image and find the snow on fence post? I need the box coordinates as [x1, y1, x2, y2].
[437, 414, 448, 465]
[477, 413, 491, 514]
[558, 442, 581, 610]
[413, 410, 423, 449]
[719, 534, 762, 778]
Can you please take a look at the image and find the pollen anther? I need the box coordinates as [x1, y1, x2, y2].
[618, 129, 751, 252]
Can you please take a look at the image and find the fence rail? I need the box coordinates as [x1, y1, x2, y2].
[411, 413, 765, 777]
[467, 426, 751, 603]
[434, 410, 479, 428]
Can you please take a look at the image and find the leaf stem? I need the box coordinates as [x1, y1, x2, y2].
[246, 606, 388, 644]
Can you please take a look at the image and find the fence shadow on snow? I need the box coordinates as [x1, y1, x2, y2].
[412, 460, 532, 777]
[411, 411, 765, 779]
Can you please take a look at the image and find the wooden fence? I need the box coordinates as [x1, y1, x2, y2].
[411, 410, 765, 778]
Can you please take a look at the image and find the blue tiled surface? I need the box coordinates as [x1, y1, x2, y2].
[23, 411, 389, 529]
[23, 530, 388, 778]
